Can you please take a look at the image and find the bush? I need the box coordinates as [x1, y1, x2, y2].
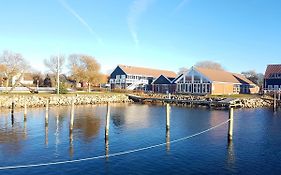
[54, 82, 68, 94]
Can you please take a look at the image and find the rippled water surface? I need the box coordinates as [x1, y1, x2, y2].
[0, 104, 281, 175]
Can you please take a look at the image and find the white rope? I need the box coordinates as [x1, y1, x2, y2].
[0, 119, 230, 170]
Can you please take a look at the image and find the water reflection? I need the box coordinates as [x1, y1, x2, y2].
[23, 118, 27, 140]
[45, 124, 48, 147]
[69, 130, 74, 158]
[0, 119, 26, 156]
[11, 113, 14, 127]
[227, 140, 235, 168]
[111, 104, 152, 130]
[166, 129, 170, 152]
[55, 114, 60, 153]
[75, 114, 101, 142]
[105, 139, 109, 160]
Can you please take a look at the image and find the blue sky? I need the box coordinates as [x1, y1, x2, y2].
[0, 0, 280, 74]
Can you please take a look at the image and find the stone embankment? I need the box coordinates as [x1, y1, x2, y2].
[139, 94, 273, 108]
[0, 94, 132, 108]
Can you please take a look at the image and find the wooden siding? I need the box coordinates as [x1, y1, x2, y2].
[211, 82, 235, 95]
[152, 84, 176, 94]
[153, 75, 172, 85]
[110, 66, 127, 79]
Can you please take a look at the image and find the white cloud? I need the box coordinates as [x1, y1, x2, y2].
[58, 0, 103, 45]
[127, 0, 154, 47]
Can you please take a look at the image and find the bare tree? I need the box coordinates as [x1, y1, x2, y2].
[44, 55, 65, 94]
[0, 50, 29, 91]
[69, 54, 103, 92]
[178, 67, 189, 75]
[195, 60, 224, 70]
[241, 70, 264, 87]
[0, 64, 7, 87]
[44, 55, 65, 74]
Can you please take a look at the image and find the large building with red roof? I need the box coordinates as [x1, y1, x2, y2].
[109, 65, 177, 91]
[175, 66, 259, 95]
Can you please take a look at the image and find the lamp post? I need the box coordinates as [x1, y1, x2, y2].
[57, 56, 60, 95]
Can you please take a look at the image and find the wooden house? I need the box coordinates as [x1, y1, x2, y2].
[152, 74, 182, 94]
[264, 64, 281, 92]
[175, 66, 259, 95]
[109, 65, 176, 91]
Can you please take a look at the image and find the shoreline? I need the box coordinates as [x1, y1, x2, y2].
[0, 93, 132, 109]
[0, 93, 276, 109]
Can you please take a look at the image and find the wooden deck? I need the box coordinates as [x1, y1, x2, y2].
[127, 94, 242, 109]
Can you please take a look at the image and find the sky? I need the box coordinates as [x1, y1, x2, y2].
[0, 0, 280, 74]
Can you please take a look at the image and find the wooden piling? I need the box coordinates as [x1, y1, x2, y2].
[166, 103, 170, 130]
[11, 101, 15, 126]
[24, 102, 27, 121]
[228, 107, 234, 141]
[70, 99, 75, 132]
[105, 102, 110, 140]
[273, 91, 277, 111]
[11, 101, 15, 114]
[45, 99, 49, 125]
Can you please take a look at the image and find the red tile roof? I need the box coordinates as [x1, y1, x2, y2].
[118, 65, 177, 78]
[195, 67, 255, 84]
[264, 64, 281, 79]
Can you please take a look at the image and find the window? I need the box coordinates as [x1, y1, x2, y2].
[121, 75, 126, 79]
[116, 75, 120, 79]
[274, 85, 279, 90]
[268, 85, 273, 90]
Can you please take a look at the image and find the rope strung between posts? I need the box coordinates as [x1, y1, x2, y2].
[0, 119, 231, 171]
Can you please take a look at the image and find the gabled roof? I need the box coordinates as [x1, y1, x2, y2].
[195, 67, 239, 83]
[233, 73, 255, 85]
[264, 64, 281, 79]
[118, 65, 176, 78]
[152, 75, 173, 84]
[194, 67, 255, 85]
[172, 74, 184, 83]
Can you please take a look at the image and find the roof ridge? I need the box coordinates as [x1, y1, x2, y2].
[118, 64, 176, 74]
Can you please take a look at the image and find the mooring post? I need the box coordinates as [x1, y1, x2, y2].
[166, 103, 170, 130]
[70, 98, 75, 132]
[105, 102, 110, 140]
[273, 91, 277, 111]
[45, 99, 49, 125]
[228, 107, 234, 141]
[24, 102, 27, 121]
[11, 101, 15, 115]
[11, 100, 15, 126]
